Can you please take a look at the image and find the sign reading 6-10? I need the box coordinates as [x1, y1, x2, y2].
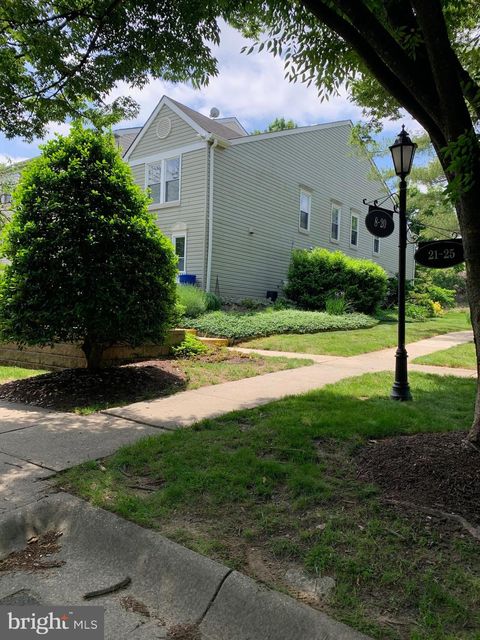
[365, 206, 395, 238]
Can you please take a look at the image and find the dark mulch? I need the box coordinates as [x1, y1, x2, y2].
[0, 360, 187, 412]
[0, 531, 64, 572]
[356, 430, 480, 524]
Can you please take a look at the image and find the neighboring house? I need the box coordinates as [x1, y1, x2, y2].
[1, 96, 415, 299]
[120, 95, 414, 299]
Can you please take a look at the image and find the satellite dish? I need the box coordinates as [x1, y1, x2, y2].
[209, 107, 220, 118]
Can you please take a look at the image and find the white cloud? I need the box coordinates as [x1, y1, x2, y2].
[0, 154, 29, 165]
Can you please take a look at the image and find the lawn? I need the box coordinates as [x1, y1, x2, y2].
[59, 371, 479, 640]
[0, 365, 47, 383]
[0, 350, 312, 414]
[413, 341, 476, 369]
[239, 309, 471, 356]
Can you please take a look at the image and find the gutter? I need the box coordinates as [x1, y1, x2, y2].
[204, 134, 230, 293]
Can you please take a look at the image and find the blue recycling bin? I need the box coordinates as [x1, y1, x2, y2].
[178, 274, 197, 285]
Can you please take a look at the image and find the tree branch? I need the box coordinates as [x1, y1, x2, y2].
[299, 0, 446, 146]
[410, 0, 474, 135]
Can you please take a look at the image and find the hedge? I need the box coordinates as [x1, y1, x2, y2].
[284, 248, 388, 314]
[183, 309, 377, 341]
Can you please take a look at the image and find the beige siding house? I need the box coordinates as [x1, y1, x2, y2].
[123, 96, 414, 300]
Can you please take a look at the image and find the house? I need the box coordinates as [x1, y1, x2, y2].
[120, 96, 414, 300]
[1, 96, 415, 299]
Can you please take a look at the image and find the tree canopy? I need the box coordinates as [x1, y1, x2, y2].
[252, 116, 297, 134]
[0, 0, 230, 139]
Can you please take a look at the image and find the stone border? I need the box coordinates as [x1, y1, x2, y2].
[0, 493, 371, 640]
[0, 329, 196, 370]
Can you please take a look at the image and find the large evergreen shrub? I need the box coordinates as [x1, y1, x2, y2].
[284, 248, 387, 314]
[0, 124, 177, 369]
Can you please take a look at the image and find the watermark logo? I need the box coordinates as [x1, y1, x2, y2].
[0, 606, 104, 638]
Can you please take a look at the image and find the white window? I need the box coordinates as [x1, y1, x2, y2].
[373, 236, 380, 254]
[299, 190, 311, 231]
[172, 234, 186, 273]
[331, 203, 341, 241]
[350, 212, 359, 247]
[146, 156, 180, 204]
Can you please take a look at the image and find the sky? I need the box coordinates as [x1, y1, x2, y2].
[0, 22, 419, 166]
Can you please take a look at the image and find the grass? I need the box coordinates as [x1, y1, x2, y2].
[413, 342, 476, 370]
[182, 309, 377, 341]
[74, 351, 312, 414]
[0, 365, 47, 383]
[239, 309, 471, 356]
[59, 371, 479, 640]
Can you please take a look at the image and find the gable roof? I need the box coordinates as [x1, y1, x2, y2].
[124, 95, 247, 160]
[168, 98, 245, 140]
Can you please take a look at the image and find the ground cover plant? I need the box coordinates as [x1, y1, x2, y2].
[182, 309, 377, 342]
[0, 365, 46, 383]
[0, 350, 312, 414]
[59, 371, 479, 640]
[240, 310, 470, 356]
[413, 342, 476, 370]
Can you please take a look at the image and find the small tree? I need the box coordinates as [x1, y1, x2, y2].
[0, 124, 177, 369]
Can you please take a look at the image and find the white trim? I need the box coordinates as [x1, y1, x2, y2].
[373, 236, 381, 255]
[350, 210, 359, 248]
[299, 188, 311, 233]
[229, 120, 351, 146]
[330, 201, 342, 243]
[124, 96, 209, 160]
[129, 141, 205, 167]
[172, 232, 187, 274]
[145, 154, 181, 206]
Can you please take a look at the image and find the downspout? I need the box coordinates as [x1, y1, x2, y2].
[206, 137, 219, 293]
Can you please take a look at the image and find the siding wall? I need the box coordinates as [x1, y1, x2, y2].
[128, 105, 208, 286]
[210, 124, 414, 300]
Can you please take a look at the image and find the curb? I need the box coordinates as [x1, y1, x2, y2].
[0, 493, 371, 640]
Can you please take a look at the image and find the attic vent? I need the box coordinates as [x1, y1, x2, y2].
[156, 117, 172, 139]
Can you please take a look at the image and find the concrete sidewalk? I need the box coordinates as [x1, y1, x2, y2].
[0, 329, 474, 640]
[102, 330, 474, 429]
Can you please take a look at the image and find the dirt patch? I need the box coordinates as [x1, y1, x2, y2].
[0, 361, 187, 411]
[0, 531, 64, 572]
[167, 623, 201, 640]
[356, 430, 480, 524]
[120, 595, 151, 618]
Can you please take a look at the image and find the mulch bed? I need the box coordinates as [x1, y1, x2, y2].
[0, 360, 187, 412]
[356, 430, 480, 525]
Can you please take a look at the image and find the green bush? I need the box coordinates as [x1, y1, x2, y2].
[177, 285, 207, 318]
[285, 248, 387, 314]
[405, 303, 430, 321]
[325, 294, 351, 315]
[171, 332, 209, 358]
[0, 124, 177, 369]
[182, 309, 377, 341]
[205, 292, 221, 311]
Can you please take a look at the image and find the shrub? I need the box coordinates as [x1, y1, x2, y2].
[0, 124, 177, 369]
[177, 285, 207, 318]
[405, 303, 429, 321]
[325, 294, 351, 316]
[285, 248, 387, 314]
[182, 309, 377, 341]
[171, 332, 209, 358]
[205, 292, 221, 311]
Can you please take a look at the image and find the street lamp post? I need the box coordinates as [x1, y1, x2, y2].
[389, 126, 417, 402]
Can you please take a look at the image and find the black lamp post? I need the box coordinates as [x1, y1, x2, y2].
[389, 126, 417, 401]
